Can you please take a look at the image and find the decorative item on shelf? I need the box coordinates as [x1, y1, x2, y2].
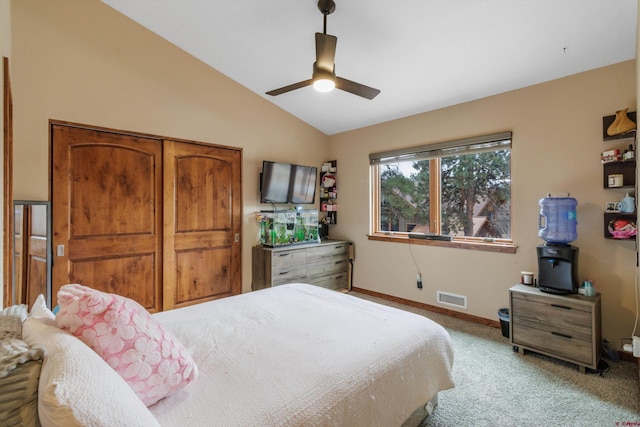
[605, 201, 620, 213]
[321, 201, 337, 212]
[321, 173, 336, 189]
[321, 162, 336, 173]
[601, 149, 622, 164]
[607, 108, 637, 136]
[607, 173, 624, 188]
[623, 144, 635, 161]
[607, 217, 637, 239]
[619, 193, 635, 213]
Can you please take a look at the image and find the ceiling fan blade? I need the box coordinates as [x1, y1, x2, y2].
[336, 77, 381, 100]
[315, 33, 337, 72]
[266, 79, 313, 96]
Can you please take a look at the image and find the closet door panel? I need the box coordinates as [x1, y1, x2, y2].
[175, 248, 232, 305]
[70, 145, 156, 237]
[164, 140, 241, 309]
[52, 125, 163, 312]
[174, 156, 232, 232]
[71, 254, 156, 309]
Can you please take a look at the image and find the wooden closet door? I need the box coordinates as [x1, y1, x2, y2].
[52, 125, 163, 312]
[163, 140, 242, 310]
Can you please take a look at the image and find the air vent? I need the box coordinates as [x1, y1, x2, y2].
[437, 291, 467, 309]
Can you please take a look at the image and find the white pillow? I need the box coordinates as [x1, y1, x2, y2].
[22, 317, 160, 427]
[28, 295, 55, 326]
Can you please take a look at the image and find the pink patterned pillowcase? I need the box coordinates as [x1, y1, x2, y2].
[55, 284, 198, 406]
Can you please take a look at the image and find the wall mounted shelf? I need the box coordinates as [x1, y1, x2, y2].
[602, 160, 635, 189]
[602, 111, 637, 141]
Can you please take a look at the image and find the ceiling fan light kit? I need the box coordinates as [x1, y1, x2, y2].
[266, 0, 380, 100]
[313, 77, 335, 92]
[312, 64, 336, 92]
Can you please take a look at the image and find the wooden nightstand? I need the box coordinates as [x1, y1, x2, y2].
[509, 284, 602, 373]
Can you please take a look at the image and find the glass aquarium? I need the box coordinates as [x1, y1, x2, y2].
[259, 210, 319, 247]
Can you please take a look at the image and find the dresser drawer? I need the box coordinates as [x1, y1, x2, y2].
[512, 323, 593, 366]
[511, 297, 592, 342]
[307, 256, 348, 278]
[271, 250, 307, 271]
[271, 265, 307, 285]
[307, 272, 348, 291]
[306, 243, 348, 264]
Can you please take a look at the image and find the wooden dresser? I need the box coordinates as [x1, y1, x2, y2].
[252, 240, 350, 292]
[509, 284, 601, 373]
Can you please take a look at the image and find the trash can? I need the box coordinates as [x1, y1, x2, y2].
[498, 308, 510, 338]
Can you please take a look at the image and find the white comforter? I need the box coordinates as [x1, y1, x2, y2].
[150, 284, 454, 426]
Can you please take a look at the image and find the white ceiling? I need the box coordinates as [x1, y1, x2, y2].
[101, 0, 637, 135]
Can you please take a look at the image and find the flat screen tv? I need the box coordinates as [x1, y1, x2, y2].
[260, 161, 317, 204]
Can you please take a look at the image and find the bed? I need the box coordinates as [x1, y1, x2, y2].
[3, 283, 454, 427]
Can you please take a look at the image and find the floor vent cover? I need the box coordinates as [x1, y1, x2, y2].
[437, 291, 467, 309]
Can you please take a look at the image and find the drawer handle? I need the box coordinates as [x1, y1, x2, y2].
[551, 331, 573, 340]
[279, 271, 290, 275]
[550, 304, 572, 310]
[278, 253, 291, 257]
[334, 275, 344, 280]
[335, 260, 346, 265]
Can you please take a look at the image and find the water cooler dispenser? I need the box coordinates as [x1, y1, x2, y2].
[537, 196, 579, 294]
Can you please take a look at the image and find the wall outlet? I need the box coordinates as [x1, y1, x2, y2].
[633, 336, 640, 357]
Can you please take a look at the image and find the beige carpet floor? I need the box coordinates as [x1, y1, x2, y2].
[350, 291, 640, 426]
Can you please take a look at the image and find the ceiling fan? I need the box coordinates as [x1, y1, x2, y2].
[266, 0, 380, 100]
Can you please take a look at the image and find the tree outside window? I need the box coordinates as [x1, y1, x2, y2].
[375, 137, 511, 241]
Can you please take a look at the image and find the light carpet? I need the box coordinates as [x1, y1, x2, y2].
[350, 292, 640, 426]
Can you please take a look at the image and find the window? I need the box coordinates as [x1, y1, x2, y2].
[370, 132, 512, 247]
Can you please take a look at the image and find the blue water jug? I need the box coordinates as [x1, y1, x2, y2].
[538, 196, 577, 244]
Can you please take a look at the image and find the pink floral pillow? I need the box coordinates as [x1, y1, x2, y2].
[55, 284, 198, 406]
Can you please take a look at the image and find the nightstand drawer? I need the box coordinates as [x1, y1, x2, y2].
[511, 291, 591, 314]
[511, 297, 592, 342]
[512, 324, 593, 366]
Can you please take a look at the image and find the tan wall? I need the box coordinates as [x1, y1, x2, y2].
[8, 0, 639, 350]
[328, 60, 637, 350]
[10, 0, 327, 296]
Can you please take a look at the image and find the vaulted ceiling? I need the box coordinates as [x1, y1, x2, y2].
[102, 0, 637, 135]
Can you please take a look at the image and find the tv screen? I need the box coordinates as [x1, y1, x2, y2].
[260, 161, 317, 204]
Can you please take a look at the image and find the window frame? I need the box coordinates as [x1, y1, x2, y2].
[368, 132, 517, 254]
